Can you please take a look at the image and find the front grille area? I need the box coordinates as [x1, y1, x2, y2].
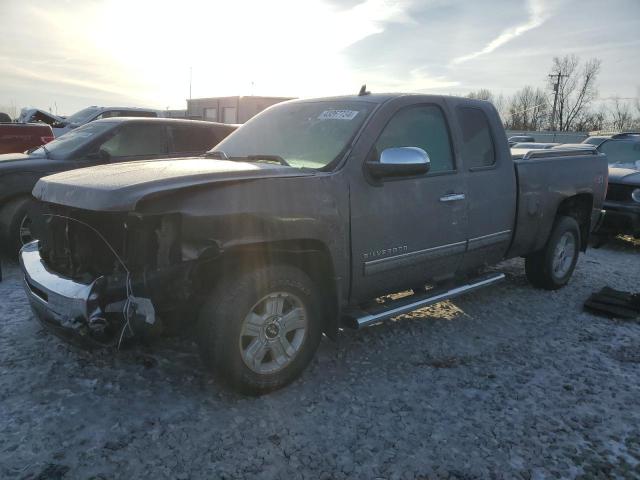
[37, 206, 170, 280]
[606, 184, 634, 202]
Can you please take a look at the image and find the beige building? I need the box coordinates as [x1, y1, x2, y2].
[186, 96, 294, 124]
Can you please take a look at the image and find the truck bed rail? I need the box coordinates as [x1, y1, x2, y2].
[521, 147, 598, 160]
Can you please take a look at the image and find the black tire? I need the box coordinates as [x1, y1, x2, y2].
[0, 196, 36, 257]
[197, 264, 322, 395]
[525, 216, 581, 290]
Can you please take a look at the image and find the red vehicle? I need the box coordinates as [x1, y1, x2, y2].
[0, 123, 55, 154]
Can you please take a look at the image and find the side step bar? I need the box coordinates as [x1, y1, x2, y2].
[344, 272, 505, 329]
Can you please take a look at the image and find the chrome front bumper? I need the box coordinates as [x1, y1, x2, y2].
[19, 241, 117, 347]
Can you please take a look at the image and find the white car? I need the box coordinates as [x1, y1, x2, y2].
[18, 106, 162, 137]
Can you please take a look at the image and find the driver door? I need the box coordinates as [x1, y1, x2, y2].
[349, 102, 468, 301]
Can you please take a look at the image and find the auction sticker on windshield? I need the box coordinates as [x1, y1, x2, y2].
[318, 110, 359, 121]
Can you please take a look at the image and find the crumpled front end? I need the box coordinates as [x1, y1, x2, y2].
[20, 241, 127, 348]
[21, 206, 202, 347]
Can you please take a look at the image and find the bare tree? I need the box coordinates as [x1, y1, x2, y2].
[547, 55, 601, 131]
[505, 86, 548, 131]
[573, 107, 607, 133]
[493, 92, 508, 126]
[608, 97, 634, 131]
[466, 89, 494, 102]
[634, 91, 640, 131]
[466, 89, 511, 126]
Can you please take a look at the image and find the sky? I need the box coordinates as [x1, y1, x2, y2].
[0, 0, 638, 116]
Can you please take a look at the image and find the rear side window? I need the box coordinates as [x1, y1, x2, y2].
[457, 107, 496, 168]
[125, 110, 157, 118]
[99, 124, 168, 157]
[169, 125, 218, 153]
[374, 105, 454, 173]
[96, 111, 118, 120]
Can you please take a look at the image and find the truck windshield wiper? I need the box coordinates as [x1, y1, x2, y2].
[40, 144, 50, 158]
[203, 150, 290, 166]
[203, 150, 229, 159]
[232, 155, 291, 167]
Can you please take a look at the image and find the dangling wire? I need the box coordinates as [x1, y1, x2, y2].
[44, 214, 136, 349]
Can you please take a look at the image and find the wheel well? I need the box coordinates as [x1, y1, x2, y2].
[200, 239, 340, 338]
[556, 193, 593, 251]
[0, 194, 32, 238]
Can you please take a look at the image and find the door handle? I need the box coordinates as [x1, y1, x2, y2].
[439, 193, 466, 202]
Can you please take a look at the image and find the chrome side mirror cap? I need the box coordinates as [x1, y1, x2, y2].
[367, 147, 431, 178]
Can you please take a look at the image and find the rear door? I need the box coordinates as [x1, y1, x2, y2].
[449, 101, 516, 271]
[349, 99, 468, 301]
[167, 124, 220, 157]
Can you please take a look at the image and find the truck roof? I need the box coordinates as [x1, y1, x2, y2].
[284, 93, 454, 105]
[89, 117, 236, 128]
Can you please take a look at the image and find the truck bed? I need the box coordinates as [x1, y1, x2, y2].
[0, 123, 54, 154]
[507, 148, 608, 258]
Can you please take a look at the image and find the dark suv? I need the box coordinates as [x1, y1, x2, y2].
[0, 117, 236, 255]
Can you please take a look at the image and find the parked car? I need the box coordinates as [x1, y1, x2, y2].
[581, 135, 612, 147]
[560, 134, 640, 169]
[558, 134, 640, 238]
[508, 135, 535, 147]
[19, 106, 162, 137]
[21, 93, 607, 394]
[592, 134, 640, 238]
[511, 142, 561, 150]
[0, 117, 236, 255]
[0, 123, 54, 154]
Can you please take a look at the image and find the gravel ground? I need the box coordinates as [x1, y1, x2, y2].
[1, 239, 640, 480]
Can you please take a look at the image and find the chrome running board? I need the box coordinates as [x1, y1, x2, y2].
[345, 272, 505, 329]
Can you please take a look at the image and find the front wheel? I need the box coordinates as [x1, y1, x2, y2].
[197, 264, 322, 395]
[525, 216, 581, 290]
[0, 197, 36, 257]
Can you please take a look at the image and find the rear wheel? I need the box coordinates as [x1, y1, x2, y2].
[525, 216, 581, 290]
[197, 264, 322, 395]
[0, 197, 35, 257]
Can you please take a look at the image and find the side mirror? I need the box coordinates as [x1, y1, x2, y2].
[366, 147, 431, 178]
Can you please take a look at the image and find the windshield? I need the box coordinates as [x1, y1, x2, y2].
[582, 137, 607, 146]
[65, 107, 101, 125]
[31, 122, 114, 158]
[599, 140, 640, 167]
[211, 100, 374, 169]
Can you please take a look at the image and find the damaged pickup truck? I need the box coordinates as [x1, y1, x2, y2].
[21, 93, 608, 394]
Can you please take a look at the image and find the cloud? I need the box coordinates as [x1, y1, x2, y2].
[360, 65, 460, 92]
[450, 0, 548, 65]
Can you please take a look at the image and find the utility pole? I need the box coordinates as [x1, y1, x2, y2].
[549, 72, 568, 131]
[189, 67, 192, 100]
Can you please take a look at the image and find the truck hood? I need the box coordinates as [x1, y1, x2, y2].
[608, 167, 640, 185]
[0, 153, 50, 174]
[33, 157, 316, 212]
[0, 153, 32, 163]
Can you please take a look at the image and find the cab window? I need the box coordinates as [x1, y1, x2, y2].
[457, 107, 496, 168]
[373, 105, 454, 173]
